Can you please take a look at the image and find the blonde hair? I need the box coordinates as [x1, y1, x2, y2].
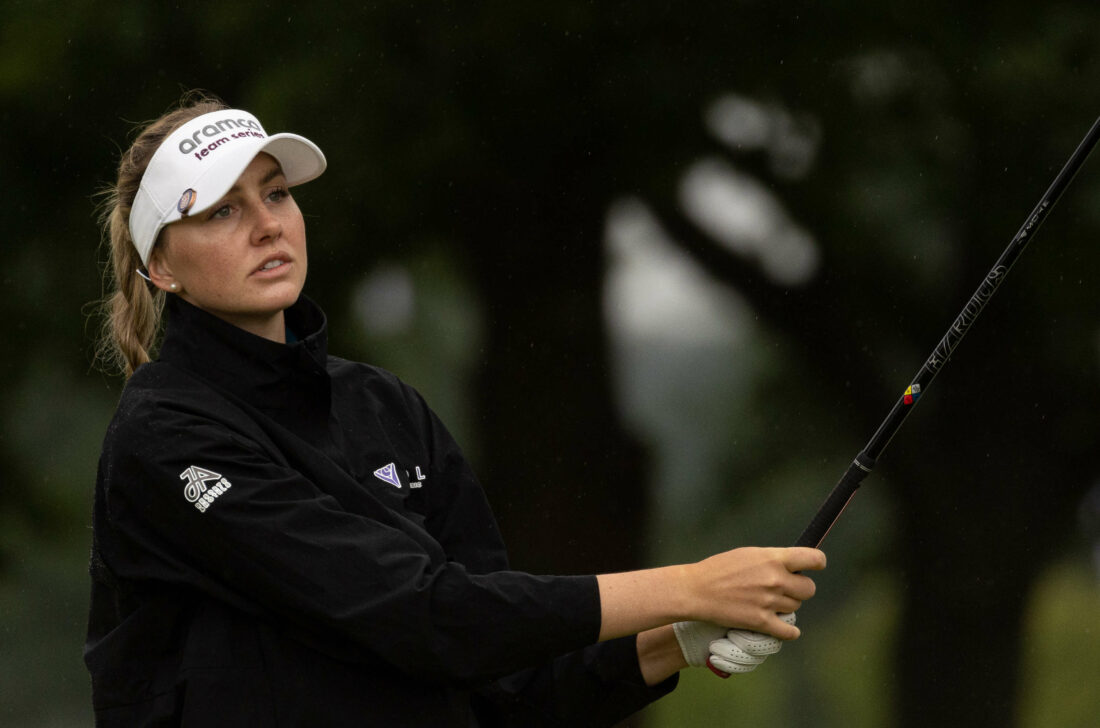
[94, 91, 228, 377]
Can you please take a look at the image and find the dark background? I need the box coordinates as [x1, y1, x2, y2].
[2, 2, 1098, 725]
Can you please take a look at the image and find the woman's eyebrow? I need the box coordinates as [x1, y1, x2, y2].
[259, 164, 286, 186]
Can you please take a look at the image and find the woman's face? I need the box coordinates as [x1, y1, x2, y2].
[149, 153, 308, 342]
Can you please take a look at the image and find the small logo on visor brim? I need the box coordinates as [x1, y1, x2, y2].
[177, 188, 197, 215]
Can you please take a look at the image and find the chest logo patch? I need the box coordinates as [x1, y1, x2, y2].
[373, 462, 403, 489]
[180, 465, 233, 513]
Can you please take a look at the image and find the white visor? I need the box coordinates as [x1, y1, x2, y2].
[129, 109, 326, 265]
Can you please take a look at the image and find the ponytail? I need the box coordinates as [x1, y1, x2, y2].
[93, 91, 228, 377]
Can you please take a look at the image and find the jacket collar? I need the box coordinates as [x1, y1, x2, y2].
[158, 295, 332, 431]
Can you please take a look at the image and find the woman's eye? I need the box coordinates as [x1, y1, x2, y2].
[209, 204, 232, 220]
[268, 187, 289, 203]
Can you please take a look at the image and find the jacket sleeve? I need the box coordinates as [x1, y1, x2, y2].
[101, 390, 601, 686]
[472, 635, 679, 727]
[387, 380, 681, 724]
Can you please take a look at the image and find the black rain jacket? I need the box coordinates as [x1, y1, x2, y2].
[85, 295, 676, 726]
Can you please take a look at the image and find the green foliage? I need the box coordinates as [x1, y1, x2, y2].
[0, 543, 91, 726]
[647, 564, 1100, 727]
[1018, 560, 1100, 728]
[2, 0, 1099, 724]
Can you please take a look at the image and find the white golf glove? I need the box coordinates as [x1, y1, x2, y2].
[672, 620, 727, 668]
[709, 612, 795, 676]
[672, 613, 796, 678]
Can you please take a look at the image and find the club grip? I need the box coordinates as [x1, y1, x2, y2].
[793, 461, 869, 548]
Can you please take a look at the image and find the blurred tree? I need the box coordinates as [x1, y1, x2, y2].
[630, 6, 1100, 727]
[1, 1, 1097, 726]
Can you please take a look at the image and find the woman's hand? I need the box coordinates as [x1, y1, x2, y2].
[706, 612, 797, 677]
[598, 546, 825, 642]
[680, 547, 824, 638]
[625, 548, 825, 685]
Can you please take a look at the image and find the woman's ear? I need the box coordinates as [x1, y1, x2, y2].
[147, 243, 181, 294]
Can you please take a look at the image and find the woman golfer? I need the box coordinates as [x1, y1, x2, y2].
[86, 93, 825, 726]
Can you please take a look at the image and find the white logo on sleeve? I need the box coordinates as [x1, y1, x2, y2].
[180, 465, 233, 513]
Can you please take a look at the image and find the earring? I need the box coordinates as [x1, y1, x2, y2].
[169, 283, 179, 292]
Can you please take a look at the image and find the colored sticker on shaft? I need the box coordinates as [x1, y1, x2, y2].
[903, 384, 922, 405]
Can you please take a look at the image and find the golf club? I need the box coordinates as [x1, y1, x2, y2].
[794, 115, 1100, 549]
